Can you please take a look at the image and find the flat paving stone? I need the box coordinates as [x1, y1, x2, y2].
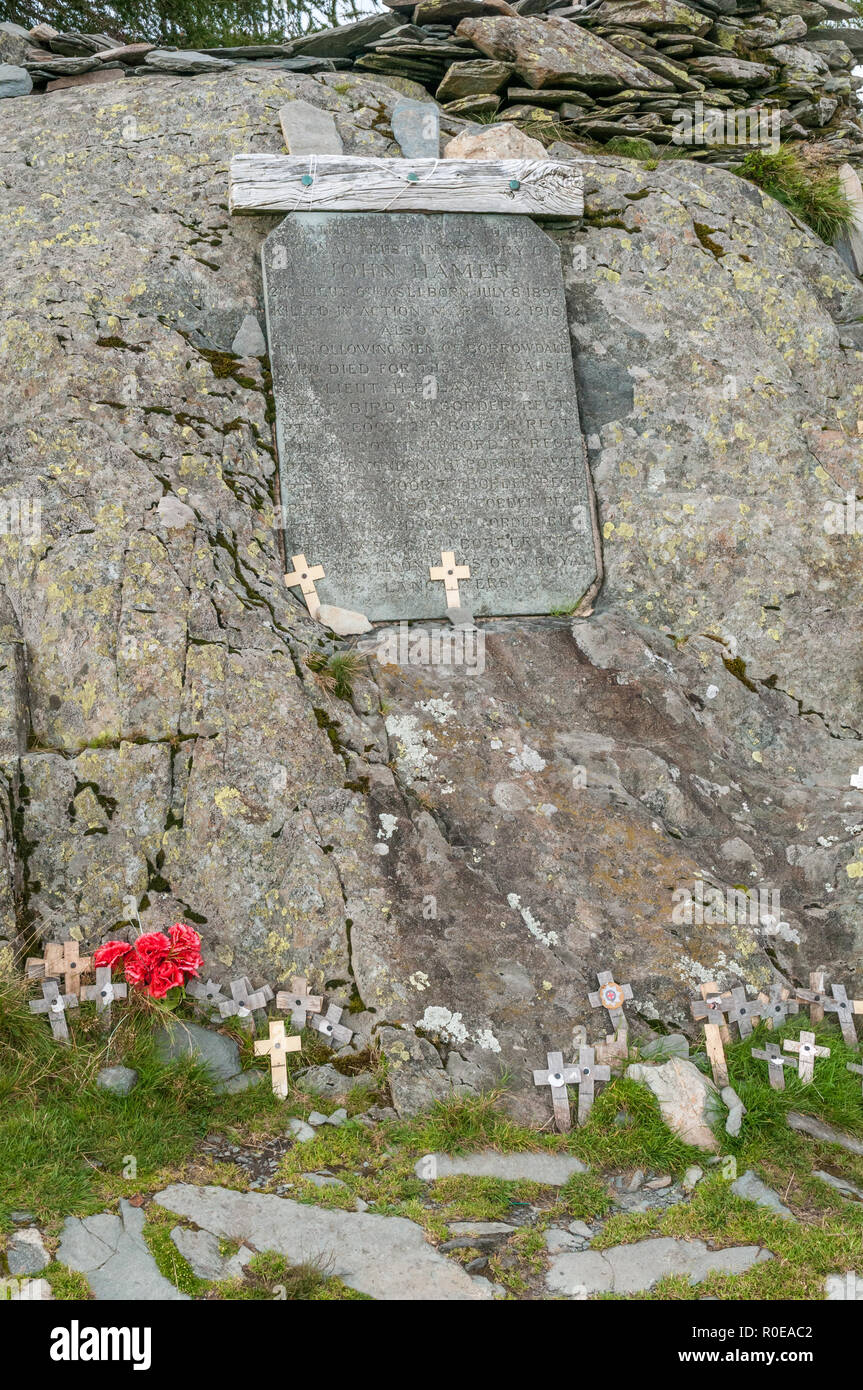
[7, 1227, 49, 1276]
[546, 1237, 772, 1297]
[57, 1199, 189, 1301]
[155, 1183, 489, 1300]
[730, 1169, 793, 1218]
[415, 1151, 588, 1184]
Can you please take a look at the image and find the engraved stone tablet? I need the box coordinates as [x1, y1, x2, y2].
[264, 211, 595, 620]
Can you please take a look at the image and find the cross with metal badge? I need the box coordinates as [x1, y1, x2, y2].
[284, 553, 324, 615]
[589, 970, 633, 1034]
[308, 1002, 353, 1047]
[724, 985, 764, 1038]
[254, 1019, 301, 1098]
[275, 976, 323, 1029]
[218, 976, 275, 1031]
[847, 1060, 863, 1095]
[28, 939, 93, 998]
[751, 1041, 793, 1091]
[533, 1050, 581, 1133]
[186, 977, 230, 1016]
[429, 550, 470, 610]
[783, 1030, 830, 1084]
[690, 982, 731, 1087]
[29, 979, 78, 1043]
[81, 965, 127, 1026]
[573, 1043, 610, 1125]
[796, 980, 861, 1047]
[758, 983, 799, 1029]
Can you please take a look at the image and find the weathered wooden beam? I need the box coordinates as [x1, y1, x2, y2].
[229, 155, 584, 218]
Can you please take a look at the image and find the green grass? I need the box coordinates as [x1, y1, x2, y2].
[605, 137, 656, 162]
[740, 146, 854, 243]
[211, 1250, 370, 1300]
[305, 649, 364, 700]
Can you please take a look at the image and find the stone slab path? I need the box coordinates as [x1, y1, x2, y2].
[154, 1184, 489, 1300]
[414, 1150, 588, 1183]
[57, 1199, 189, 1300]
[546, 1237, 772, 1296]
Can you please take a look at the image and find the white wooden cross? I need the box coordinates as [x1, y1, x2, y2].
[574, 1043, 610, 1125]
[725, 985, 764, 1038]
[308, 1002, 353, 1047]
[275, 976, 323, 1029]
[218, 976, 274, 1030]
[796, 980, 862, 1047]
[254, 1019, 301, 1098]
[284, 553, 324, 615]
[27, 940, 93, 998]
[186, 978, 230, 1016]
[751, 1041, 792, 1091]
[81, 966, 127, 1026]
[851, 767, 863, 789]
[847, 1061, 863, 1095]
[690, 982, 731, 1087]
[429, 550, 470, 610]
[783, 1031, 830, 1084]
[29, 979, 78, 1044]
[758, 983, 799, 1029]
[532, 1050, 580, 1133]
[589, 971, 633, 1034]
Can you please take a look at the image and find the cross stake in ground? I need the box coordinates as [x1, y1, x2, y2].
[29, 979, 78, 1043]
[725, 985, 764, 1038]
[783, 1031, 830, 1084]
[308, 1002, 353, 1047]
[574, 1044, 610, 1125]
[429, 550, 470, 609]
[284, 553, 325, 615]
[254, 1020, 301, 1098]
[690, 981, 731, 1087]
[796, 980, 861, 1047]
[276, 976, 323, 1029]
[758, 984, 799, 1029]
[588, 970, 633, 1035]
[751, 1041, 792, 1091]
[27, 940, 93, 998]
[81, 966, 127, 1026]
[218, 976, 275, 1031]
[533, 1050, 581, 1133]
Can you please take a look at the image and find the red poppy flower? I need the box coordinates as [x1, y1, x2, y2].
[93, 940, 134, 970]
[148, 959, 185, 999]
[91, 924, 203, 1000]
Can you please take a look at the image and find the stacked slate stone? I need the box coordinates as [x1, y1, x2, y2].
[2, 1, 862, 161]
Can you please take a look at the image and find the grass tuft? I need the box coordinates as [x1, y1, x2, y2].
[740, 146, 854, 243]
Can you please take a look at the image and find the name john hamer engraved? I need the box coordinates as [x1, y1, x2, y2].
[263, 211, 595, 621]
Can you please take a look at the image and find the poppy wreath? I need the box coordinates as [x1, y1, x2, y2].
[94, 924, 203, 1000]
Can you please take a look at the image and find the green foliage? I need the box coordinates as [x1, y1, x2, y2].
[740, 146, 854, 243]
[605, 137, 656, 161]
[213, 1250, 370, 1299]
[306, 648, 364, 701]
[2, 0, 364, 47]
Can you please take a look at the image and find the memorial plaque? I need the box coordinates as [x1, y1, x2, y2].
[264, 211, 595, 620]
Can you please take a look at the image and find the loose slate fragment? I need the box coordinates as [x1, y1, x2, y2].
[278, 99, 344, 155]
[276, 976, 324, 1028]
[391, 97, 441, 157]
[254, 1020, 301, 1098]
[81, 965, 127, 1025]
[262, 212, 593, 621]
[30, 979, 78, 1043]
[308, 1003, 353, 1047]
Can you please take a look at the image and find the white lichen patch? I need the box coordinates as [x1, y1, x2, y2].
[409, 971, 430, 992]
[417, 1005, 468, 1044]
[377, 813, 398, 841]
[419, 696, 456, 725]
[508, 743, 546, 775]
[385, 713, 436, 784]
[474, 1028, 501, 1053]
[507, 892, 559, 947]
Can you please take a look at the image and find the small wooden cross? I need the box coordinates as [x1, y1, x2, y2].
[81, 966, 127, 1026]
[29, 979, 78, 1043]
[27, 940, 93, 998]
[757, 983, 799, 1029]
[725, 986, 764, 1038]
[751, 1041, 792, 1091]
[796, 980, 861, 1047]
[308, 1002, 353, 1047]
[275, 976, 323, 1028]
[284, 553, 324, 614]
[533, 1050, 580, 1133]
[690, 982, 730, 1087]
[847, 1060, 863, 1095]
[574, 1044, 610, 1125]
[186, 978, 230, 1015]
[429, 550, 470, 609]
[802, 970, 827, 1024]
[218, 976, 274, 1031]
[588, 971, 633, 1034]
[783, 1030, 830, 1084]
[254, 1019, 301, 1098]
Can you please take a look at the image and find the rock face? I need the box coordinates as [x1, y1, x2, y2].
[1, 69, 863, 1122]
